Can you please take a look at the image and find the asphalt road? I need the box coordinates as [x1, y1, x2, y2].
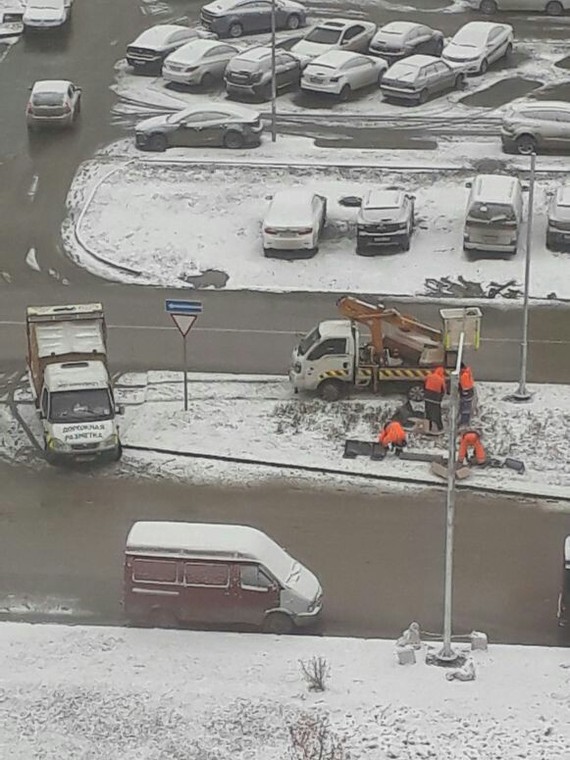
[0, 460, 568, 645]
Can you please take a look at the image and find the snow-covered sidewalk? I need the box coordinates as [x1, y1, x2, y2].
[4, 372, 569, 500]
[2, 622, 570, 760]
[63, 145, 570, 298]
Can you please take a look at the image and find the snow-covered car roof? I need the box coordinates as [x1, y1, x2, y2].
[131, 24, 192, 47]
[319, 17, 375, 31]
[264, 190, 321, 227]
[233, 45, 272, 62]
[471, 174, 519, 203]
[31, 79, 72, 95]
[306, 50, 370, 69]
[364, 189, 404, 209]
[387, 54, 441, 75]
[555, 186, 570, 207]
[203, 0, 249, 11]
[451, 21, 511, 44]
[175, 103, 260, 121]
[512, 99, 570, 113]
[377, 21, 420, 37]
[126, 522, 296, 582]
[44, 361, 109, 392]
[167, 38, 234, 63]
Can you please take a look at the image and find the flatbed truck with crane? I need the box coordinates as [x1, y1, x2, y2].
[289, 296, 482, 401]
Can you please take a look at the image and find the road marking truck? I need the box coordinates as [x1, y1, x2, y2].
[26, 303, 123, 464]
[289, 296, 482, 401]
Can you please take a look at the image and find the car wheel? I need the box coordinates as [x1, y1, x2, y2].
[258, 82, 272, 101]
[505, 42, 513, 58]
[400, 233, 411, 252]
[339, 84, 351, 102]
[223, 130, 244, 149]
[228, 22, 243, 38]
[318, 378, 345, 401]
[286, 13, 300, 30]
[515, 134, 537, 155]
[479, 57, 488, 75]
[408, 384, 425, 403]
[480, 0, 497, 12]
[454, 74, 465, 89]
[263, 612, 294, 635]
[418, 88, 429, 104]
[435, 38, 444, 56]
[546, 231, 557, 251]
[546, 0, 563, 14]
[377, 70, 384, 86]
[200, 72, 214, 89]
[76, 97, 81, 114]
[147, 133, 167, 152]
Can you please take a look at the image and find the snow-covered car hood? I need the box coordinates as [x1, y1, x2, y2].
[24, 7, 65, 22]
[49, 419, 115, 445]
[443, 42, 482, 61]
[291, 39, 332, 60]
[550, 205, 570, 223]
[285, 563, 321, 603]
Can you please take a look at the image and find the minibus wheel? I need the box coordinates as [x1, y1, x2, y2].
[263, 612, 294, 634]
[149, 608, 178, 629]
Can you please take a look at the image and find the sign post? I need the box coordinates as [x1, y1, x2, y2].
[165, 299, 203, 411]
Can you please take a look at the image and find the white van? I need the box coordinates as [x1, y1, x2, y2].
[463, 174, 523, 255]
[124, 522, 323, 633]
[465, 0, 570, 14]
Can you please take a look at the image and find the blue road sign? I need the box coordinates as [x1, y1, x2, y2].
[165, 299, 203, 315]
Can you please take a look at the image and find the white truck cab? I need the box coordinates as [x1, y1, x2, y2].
[290, 320, 356, 400]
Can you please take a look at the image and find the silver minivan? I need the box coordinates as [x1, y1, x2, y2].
[465, 0, 570, 13]
[463, 174, 524, 255]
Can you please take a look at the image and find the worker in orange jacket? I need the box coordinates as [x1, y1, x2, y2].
[459, 363, 475, 427]
[424, 366, 446, 434]
[458, 430, 486, 465]
[378, 420, 407, 455]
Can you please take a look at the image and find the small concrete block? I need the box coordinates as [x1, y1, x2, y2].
[431, 461, 448, 479]
[456, 466, 472, 480]
[396, 646, 416, 665]
[470, 631, 488, 651]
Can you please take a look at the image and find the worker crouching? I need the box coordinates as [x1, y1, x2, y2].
[379, 420, 407, 456]
[458, 430, 486, 466]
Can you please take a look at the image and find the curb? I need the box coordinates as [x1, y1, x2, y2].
[122, 443, 569, 504]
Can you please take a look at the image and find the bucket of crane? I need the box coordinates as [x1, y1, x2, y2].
[439, 307, 482, 351]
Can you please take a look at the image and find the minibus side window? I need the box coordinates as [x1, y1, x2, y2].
[240, 564, 275, 591]
[132, 559, 177, 584]
[184, 562, 229, 588]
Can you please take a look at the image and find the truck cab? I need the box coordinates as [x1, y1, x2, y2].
[290, 320, 356, 400]
[39, 361, 121, 463]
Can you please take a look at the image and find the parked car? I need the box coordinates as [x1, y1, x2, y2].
[368, 22, 444, 64]
[225, 46, 301, 100]
[124, 521, 323, 633]
[442, 21, 513, 75]
[301, 50, 387, 100]
[26, 80, 81, 130]
[463, 174, 524, 255]
[465, 0, 570, 15]
[290, 18, 377, 65]
[501, 100, 570, 155]
[381, 54, 464, 104]
[262, 190, 327, 258]
[200, 0, 306, 39]
[126, 25, 206, 72]
[0, 9, 23, 38]
[23, 0, 72, 30]
[135, 104, 263, 151]
[163, 39, 238, 87]
[355, 189, 415, 254]
[547, 186, 570, 250]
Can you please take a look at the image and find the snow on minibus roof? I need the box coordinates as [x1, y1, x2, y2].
[126, 522, 294, 580]
[565, 535, 570, 565]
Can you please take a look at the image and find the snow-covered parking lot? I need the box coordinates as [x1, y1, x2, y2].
[2, 622, 570, 760]
[64, 141, 570, 298]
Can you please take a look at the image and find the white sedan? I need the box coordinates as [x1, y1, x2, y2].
[163, 39, 239, 87]
[262, 190, 327, 259]
[442, 21, 513, 75]
[301, 50, 387, 100]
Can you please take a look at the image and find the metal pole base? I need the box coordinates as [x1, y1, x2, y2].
[426, 648, 466, 668]
[507, 390, 534, 403]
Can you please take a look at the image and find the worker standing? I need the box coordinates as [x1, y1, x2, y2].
[458, 430, 486, 465]
[378, 420, 407, 455]
[459, 362, 475, 427]
[423, 366, 446, 434]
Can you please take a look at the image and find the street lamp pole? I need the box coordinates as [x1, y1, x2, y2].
[513, 151, 535, 401]
[438, 331, 464, 662]
[270, 0, 277, 142]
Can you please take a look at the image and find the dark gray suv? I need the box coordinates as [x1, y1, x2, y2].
[225, 46, 301, 100]
[201, 0, 307, 39]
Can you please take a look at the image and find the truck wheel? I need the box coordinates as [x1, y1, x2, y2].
[318, 379, 345, 401]
[228, 22, 243, 38]
[546, 1, 563, 15]
[149, 608, 178, 629]
[480, 0, 497, 12]
[408, 383, 424, 402]
[263, 612, 294, 634]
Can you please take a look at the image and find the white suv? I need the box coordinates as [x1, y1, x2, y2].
[355, 189, 415, 254]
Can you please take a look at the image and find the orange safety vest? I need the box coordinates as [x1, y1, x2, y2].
[460, 367, 475, 392]
[425, 368, 446, 394]
[458, 431, 486, 464]
[379, 421, 407, 447]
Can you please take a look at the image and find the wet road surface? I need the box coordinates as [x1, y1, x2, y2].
[0, 460, 568, 645]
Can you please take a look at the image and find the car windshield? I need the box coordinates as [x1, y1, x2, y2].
[168, 110, 193, 124]
[387, 63, 417, 81]
[298, 326, 320, 356]
[49, 389, 113, 423]
[305, 27, 342, 44]
[33, 92, 65, 106]
[468, 202, 515, 222]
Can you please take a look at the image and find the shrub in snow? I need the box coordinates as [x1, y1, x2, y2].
[289, 712, 344, 760]
[299, 656, 330, 692]
[446, 659, 476, 682]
